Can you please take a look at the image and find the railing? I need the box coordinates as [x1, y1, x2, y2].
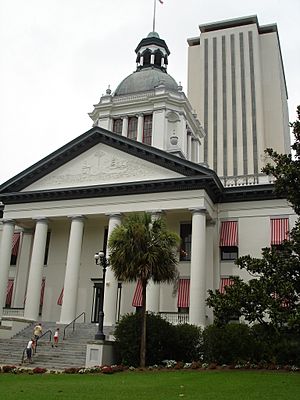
[2, 307, 24, 317]
[159, 312, 189, 325]
[35, 329, 52, 353]
[63, 312, 86, 340]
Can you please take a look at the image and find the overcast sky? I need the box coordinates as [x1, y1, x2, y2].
[0, 0, 299, 184]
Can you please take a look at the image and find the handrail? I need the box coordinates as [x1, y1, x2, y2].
[35, 329, 52, 353]
[63, 312, 86, 340]
[21, 347, 27, 364]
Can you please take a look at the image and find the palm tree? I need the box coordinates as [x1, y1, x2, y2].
[108, 212, 179, 367]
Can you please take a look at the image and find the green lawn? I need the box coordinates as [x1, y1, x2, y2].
[1, 371, 300, 400]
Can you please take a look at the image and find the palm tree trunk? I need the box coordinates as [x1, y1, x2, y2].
[140, 279, 147, 367]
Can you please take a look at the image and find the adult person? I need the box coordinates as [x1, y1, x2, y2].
[26, 338, 35, 363]
[33, 323, 42, 341]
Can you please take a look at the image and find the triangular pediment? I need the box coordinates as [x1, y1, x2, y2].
[0, 127, 222, 204]
[22, 143, 184, 191]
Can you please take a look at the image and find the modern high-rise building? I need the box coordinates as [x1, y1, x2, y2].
[187, 15, 290, 185]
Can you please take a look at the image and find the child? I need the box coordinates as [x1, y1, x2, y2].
[53, 327, 59, 347]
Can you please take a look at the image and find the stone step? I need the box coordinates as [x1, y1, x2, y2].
[0, 321, 115, 370]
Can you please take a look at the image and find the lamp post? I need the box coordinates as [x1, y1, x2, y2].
[94, 251, 108, 340]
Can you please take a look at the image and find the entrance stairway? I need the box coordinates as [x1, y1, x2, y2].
[0, 322, 114, 370]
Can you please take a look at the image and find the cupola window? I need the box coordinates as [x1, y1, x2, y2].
[154, 50, 163, 68]
[128, 117, 138, 140]
[113, 119, 123, 135]
[143, 115, 153, 145]
[142, 49, 151, 67]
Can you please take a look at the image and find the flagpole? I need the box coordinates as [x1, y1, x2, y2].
[153, 0, 156, 32]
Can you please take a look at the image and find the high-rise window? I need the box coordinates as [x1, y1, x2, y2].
[113, 119, 123, 135]
[143, 115, 152, 145]
[128, 117, 138, 140]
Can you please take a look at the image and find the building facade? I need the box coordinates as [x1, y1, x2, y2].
[188, 15, 290, 184]
[0, 17, 293, 337]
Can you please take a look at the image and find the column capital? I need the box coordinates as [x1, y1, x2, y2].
[136, 113, 144, 118]
[68, 215, 86, 222]
[33, 217, 48, 224]
[189, 207, 206, 215]
[2, 219, 15, 226]
[105, 212, 122, 218]
[121, 115, 128, 120]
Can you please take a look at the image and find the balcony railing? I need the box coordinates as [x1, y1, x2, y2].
[159, 312, 189, 325]
[2, 307, 25, 317]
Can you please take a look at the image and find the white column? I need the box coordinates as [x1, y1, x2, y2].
[121, 116, 128, 137]
[59, 216, 85, 324]
[104, 213, 122, 326]
[0, 219, 15, 318]
[137, 114, 144, 143]
[24, 218, 48, 320]
[189, 208, 207, 327]
[146, 210, 162, 313]
[13, 230, 33, 308]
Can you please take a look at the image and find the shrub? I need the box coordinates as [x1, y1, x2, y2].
[32, 367, 47, 374]
[114, 313, 177, 366]
[63, 367, 81, 374]
[173, 323, 202, 362]
[202, 323, 253, 364]
[2, 365, 16, 373]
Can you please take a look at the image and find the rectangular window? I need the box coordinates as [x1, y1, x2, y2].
[180, 223, 192, 261]
[271, 218, 289, 246]
[113, 119, 123, 135]
[177, 279, 190, 309]
[44, 232, 51, 266]
[143, 115, 152, 145]
[219, 277, 234, 294]
[219, 221, 238, 261]
[128, 117, 138, 140]
[10, 232, 20, 266]
[103, 227, 108, 255]
[221, 246, 238, 261]
[6, 279, 14, 308]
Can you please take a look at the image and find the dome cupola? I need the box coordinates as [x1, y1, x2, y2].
[114, 31, 178, 96]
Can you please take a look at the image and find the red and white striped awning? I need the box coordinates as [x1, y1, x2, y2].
[132, 280, 143, 307]
[271, 218, 289, 245]
[177, 279, 190, 308]
[219, 221, 238, 246]
[11, 233, 20, 257]
[57, 288, 64, 306]
[6, 279, 14, 307]
[219, 277, 234, 294]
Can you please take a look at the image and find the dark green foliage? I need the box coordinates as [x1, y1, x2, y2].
[174, 323, 202, 362]
[114, 313, 177, 366]
[114, 314, 203, 366]
[202, 324, 253, 364]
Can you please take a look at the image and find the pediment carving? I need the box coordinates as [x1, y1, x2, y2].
[23, 143, 183, 191]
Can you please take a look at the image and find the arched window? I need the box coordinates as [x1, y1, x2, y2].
[154, 50, 163, 68]
[113, 119, 123, 135]
[142, 49, 151, 67]
[128, 117, 138, 140]
[143, 115, 152, 145]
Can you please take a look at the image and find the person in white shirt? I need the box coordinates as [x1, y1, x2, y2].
[26, 338, 35, 362]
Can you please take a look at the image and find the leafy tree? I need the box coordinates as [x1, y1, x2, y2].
[108, 212, 179, 367]
[207, 107, 300, 332]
